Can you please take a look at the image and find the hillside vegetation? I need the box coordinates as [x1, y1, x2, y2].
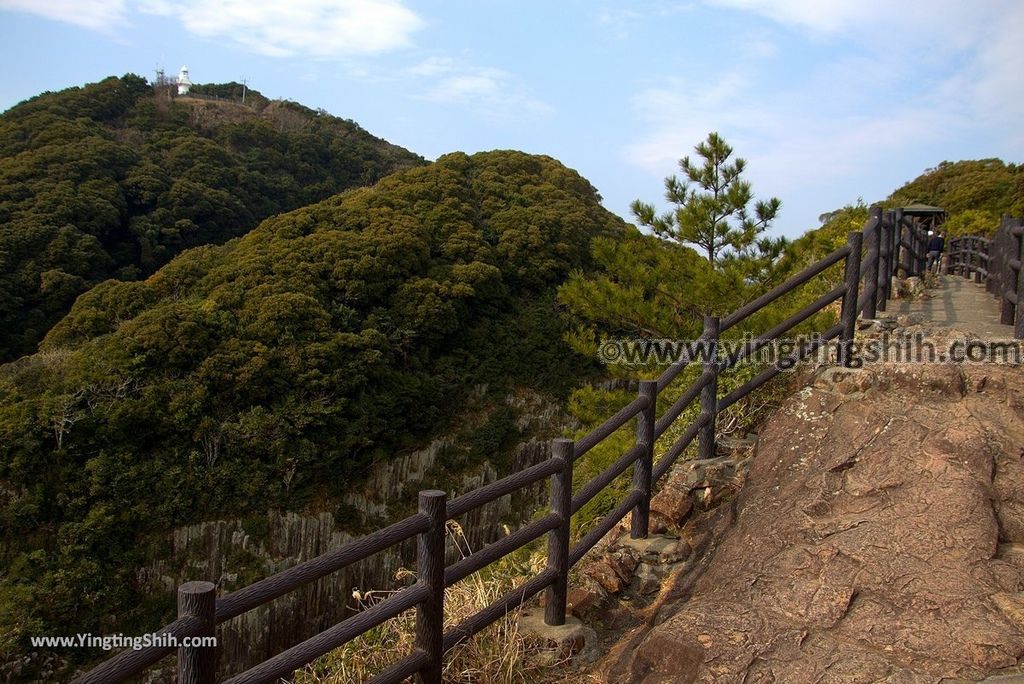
[0, 150, 625, 668]
[887, 159, 1024, 236]
[0, 74, 424, 361]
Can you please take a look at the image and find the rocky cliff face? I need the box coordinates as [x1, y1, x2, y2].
[613, 330, 1024, 682]
[141, 388, 574, 679]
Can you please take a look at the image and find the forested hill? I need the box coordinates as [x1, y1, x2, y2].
[786, 159, 1024, 261]
[0, 74, 425, 361]
[0, 150, 626, 664]
[888, 159, 1024, 236]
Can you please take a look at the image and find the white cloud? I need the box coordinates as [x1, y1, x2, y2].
[406, 56, 456, 78]
[427, 74, 500, 101]
[595, 2, 694, 40]
[716, 0, 1024, 140]
[703, 0, 884, 34]
[148, 0, 423, 58]
[626, 0, 1024, 228]
[947, 3, 1024, 125]
[412, 58, 553, 122]
[134, 0, 172, 14]
[622, 62, 959, 238]
[0, 0, 126, 31]
[627, 72, 950, 180]
[0, 0, 424, 58]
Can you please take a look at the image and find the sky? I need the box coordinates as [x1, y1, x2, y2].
[1, 0, 1022, 239]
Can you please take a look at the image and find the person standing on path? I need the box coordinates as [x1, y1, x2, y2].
[927, 231, 945, 274]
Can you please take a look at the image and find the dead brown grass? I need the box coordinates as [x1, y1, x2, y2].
[295, 522, 570, 684]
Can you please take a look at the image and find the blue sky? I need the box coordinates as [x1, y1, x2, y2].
[1, 0, 1022, 238]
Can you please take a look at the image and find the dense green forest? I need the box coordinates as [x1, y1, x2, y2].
[0, 149, 625, 671]
[887, 159, 1024, 236]
[0, 74, 424, 361]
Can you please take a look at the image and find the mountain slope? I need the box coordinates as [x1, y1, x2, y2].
[0, 74, 424, 361]
[0, 150, 626, 671]
[887, 159, 1024, 236]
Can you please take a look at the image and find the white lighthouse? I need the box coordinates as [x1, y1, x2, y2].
[177, 65, 192, 95]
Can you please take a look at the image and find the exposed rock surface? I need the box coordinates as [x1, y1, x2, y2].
[612, 356, 1024, 682]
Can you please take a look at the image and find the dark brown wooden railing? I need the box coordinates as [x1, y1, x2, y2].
[73, 206, 927, 684]
[948, 215, 1024, 339]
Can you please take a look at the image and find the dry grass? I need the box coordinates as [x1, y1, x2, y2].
[295, 522, 570, 684]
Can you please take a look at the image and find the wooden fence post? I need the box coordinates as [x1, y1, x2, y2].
[862, 207, 882, 318]
[995, 218, 1006, 304]
[966, 237, 974, 279]
[925, 222, 933, 274]
[923, 220, 932, 275]
[913, 218, 921, 274]
[416, 490, 446, 684]
[888, 210, 897, 280]
[631, 381, 657, 540]
[975, 237, 985, 283]
[878, 210, 891, 311]
[971, 238, 977, 278]
[839, 231, 863, 368]
[177, 581, 217, 684]
[909, 219, 918, 276]
[896, 210, 908, 276]
[921, 221, 930, 275]
[913, 218, 920, 275]
[1015, 218, 1024, 340]
[545, 438, 573, 626]
[890, 210, 900, 279]
[698, 316, 719, 461]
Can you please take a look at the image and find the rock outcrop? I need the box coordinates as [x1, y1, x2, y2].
[614, 351, 1024, 681]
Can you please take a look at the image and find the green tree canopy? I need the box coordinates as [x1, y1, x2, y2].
[0, 74, 425, 362]
[0, 151, 625, 673]
[886, 158, 1023, 237]
[631, 132, 782, 263]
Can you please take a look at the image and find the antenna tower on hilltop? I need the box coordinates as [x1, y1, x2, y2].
[153, 65, 173, 98]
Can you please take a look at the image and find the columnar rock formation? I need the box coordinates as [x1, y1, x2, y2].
[143, 389, 571, 677]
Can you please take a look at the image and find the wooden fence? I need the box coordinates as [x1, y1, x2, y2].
[72, 206, 929, 684]
[948, 215, 1024, 339]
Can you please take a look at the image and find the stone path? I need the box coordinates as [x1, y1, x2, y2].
[891, 274, 1015, 339]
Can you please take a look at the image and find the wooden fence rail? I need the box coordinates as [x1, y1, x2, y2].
[73, 206, 934, 684]
[948, 215, 1024, 339]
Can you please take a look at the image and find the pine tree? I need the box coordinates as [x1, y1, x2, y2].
[631, 132, 781, 264]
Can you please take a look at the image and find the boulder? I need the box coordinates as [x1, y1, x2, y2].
[649, 487, 693, 532]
